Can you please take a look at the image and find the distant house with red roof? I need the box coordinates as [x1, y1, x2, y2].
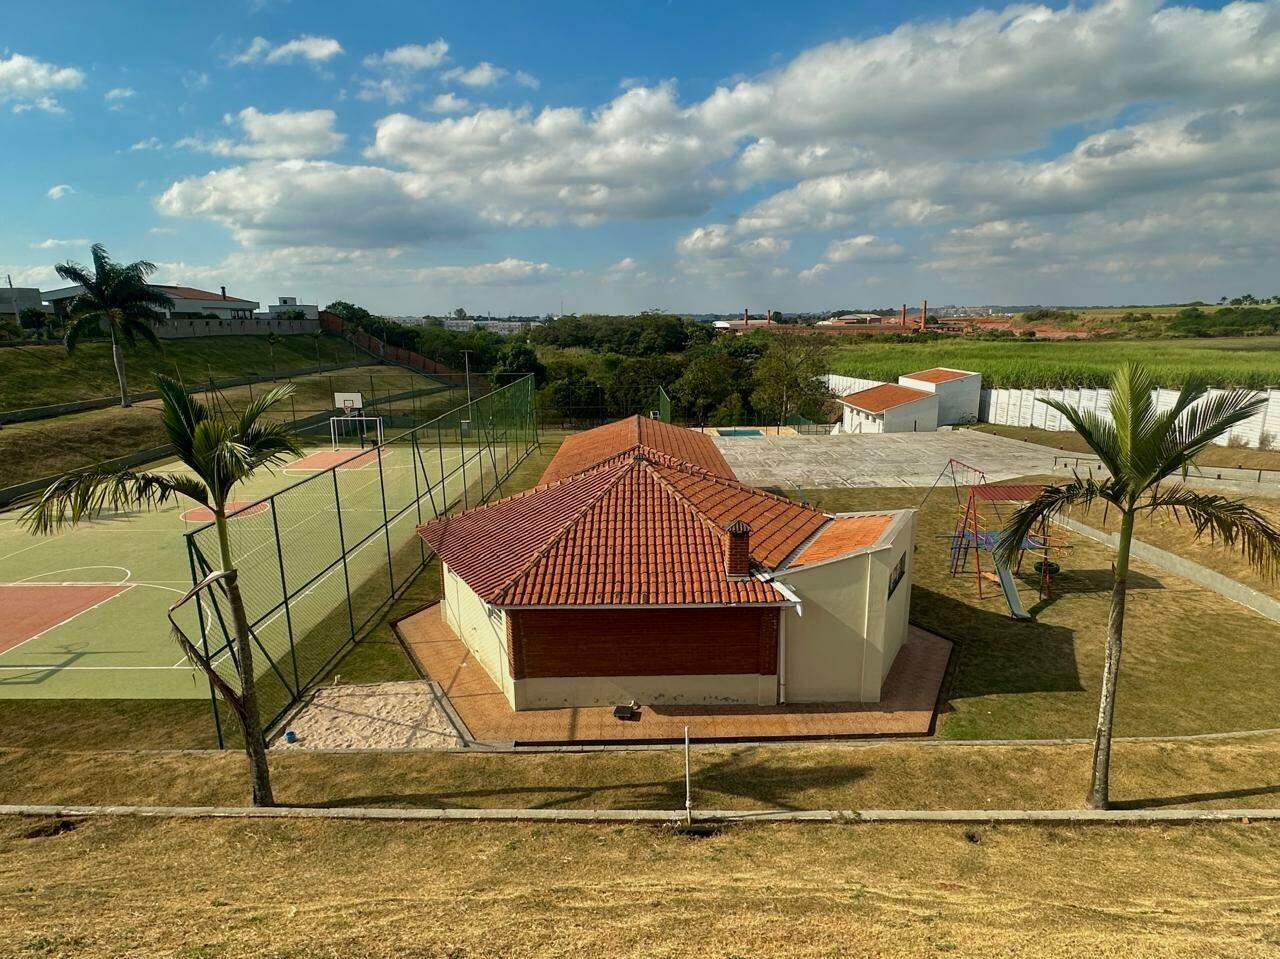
[417, 418, 916, 710]
[44, 283, 320, 339]
[835, 367, 982, 433]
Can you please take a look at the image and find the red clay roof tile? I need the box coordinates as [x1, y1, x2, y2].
[841, 383, 933, 413]
[789, 515, 893, 568]
[539, 415, 734, 484]
[419, 445, 827, 608]
[902, 368, 973, 384]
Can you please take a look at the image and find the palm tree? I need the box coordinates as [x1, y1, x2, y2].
[21, 374, 301, 806]
[55, 244, 174, 407]
[997, 362, 1280, 809]
[265, 331, 282, 379]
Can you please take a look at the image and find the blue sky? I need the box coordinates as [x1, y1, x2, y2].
[3, 0, 1278, 315]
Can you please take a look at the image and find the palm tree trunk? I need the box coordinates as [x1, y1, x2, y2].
[1089, 508, 1134, 809]
[110, 329, 130, 407]
[216, 515, 275, 807]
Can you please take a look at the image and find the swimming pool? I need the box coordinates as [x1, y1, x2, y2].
[717, 428, 764, 437]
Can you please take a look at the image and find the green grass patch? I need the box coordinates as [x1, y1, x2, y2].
[0, 333, 365, 411]
[829, 335, 1280, 389]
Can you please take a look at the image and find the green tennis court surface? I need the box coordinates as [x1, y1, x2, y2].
[0, 443, 478, 699]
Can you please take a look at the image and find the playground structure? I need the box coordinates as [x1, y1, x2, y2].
[921, 459, 1067, 620]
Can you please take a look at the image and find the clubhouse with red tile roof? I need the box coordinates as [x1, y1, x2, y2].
[418, 417, 918, 710]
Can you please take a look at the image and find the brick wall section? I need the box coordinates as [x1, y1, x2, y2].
[506, 607, 780, 679]
[726, 523, 751, 577]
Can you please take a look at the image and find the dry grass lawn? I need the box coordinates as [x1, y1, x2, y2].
[1, 815, 1279, 958]
[2, 734, 1279, 812]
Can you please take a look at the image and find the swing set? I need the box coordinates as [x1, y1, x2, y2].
[920, 459, 1069, 620]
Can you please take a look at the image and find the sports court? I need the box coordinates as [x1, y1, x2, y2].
[0, 432, 491, 701]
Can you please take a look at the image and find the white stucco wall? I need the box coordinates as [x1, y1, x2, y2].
[774, 510, 916, 703]
[881, 397, 938, 433]
[442, 562, 514, 704]
[842, 404, 884, 434]
[899, 371, 981, 426]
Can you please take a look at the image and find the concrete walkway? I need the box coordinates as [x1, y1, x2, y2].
[712, 429, 1062, 489]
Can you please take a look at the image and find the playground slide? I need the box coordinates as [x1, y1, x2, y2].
[994, 561, 1033, 620]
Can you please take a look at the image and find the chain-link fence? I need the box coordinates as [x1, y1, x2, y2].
[185, 374, 537, 746]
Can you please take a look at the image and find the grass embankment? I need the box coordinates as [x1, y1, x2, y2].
[0, 366, 466, 488]
[798, 484, 1280, 741]
[974, 423, 1280, 472]
[2, 816, 1279, 958]
[829, 335, 1280, 388]
[1, 734, 1278, 811]
[0, 333, 364, 411]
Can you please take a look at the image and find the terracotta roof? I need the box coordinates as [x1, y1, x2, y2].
[841, 383, 933, 413]
[419, 449, 826, 607]
[972, 483, 1045, 503]
[540, 415, 735, 484]
[902, 368, 973, 384]
[788, 515, 894, 568]
[152, 284, 252, 303]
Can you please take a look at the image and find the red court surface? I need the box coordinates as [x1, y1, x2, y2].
[179, 500, 270, 523]
[0, 583, 131, 655]
[288, 448, 385, 472]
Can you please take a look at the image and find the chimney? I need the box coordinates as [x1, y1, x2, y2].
[726, 520, 752, 578]
[919, 299, 928, 332]
[900, 303, 907, 327]
[221, 286, 227, 300]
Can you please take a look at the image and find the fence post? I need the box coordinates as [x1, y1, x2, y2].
[269, 499, 302, 695]
[410, 431, 426, 566]
[187, 535, 225, 750]
[374, 433, 396, 596]
[331, 470, 357, 637]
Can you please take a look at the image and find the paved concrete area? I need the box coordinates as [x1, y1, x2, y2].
[712, 429, 1064, 489]
[397, 603, 952, 745]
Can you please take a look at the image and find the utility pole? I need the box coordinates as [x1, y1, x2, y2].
[461, 350, 473, 406]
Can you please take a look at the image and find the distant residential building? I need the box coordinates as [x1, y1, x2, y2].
[44, 284, 320, 338]
[444, 317, 541, 336]
[0, 287, 47, 320]
[261, 296, 319, 320]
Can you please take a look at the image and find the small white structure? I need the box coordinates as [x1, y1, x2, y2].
[263, 296, 319, 320]
[897, 368, 982, 425]
[840, 383, 939, 434]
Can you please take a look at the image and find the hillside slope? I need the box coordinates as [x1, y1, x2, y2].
[0, 333, 364, 411]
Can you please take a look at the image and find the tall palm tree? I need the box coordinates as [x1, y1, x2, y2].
[997, 362, 1280, 809]
[22, 374, 301, 806]
[55, 244, 174, 407]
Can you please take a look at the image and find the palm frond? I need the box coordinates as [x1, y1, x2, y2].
[995, 476, 1112, 569]
[154, 374, 208, 461]
[238, 383, 296, 435]
[19, 468, 207, 535]
[63, 311, 106, 352]
[53, 259, 93, 288]
[1152, 389, 1267, 486]
[1039, 397, 1125, 481]
[1145, 483, 1280, 580]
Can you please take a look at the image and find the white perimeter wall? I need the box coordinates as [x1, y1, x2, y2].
[980, 386, 1280, 449]
[827, 374, 1280, 450]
